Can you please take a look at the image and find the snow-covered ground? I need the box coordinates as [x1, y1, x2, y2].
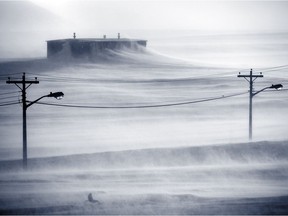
[0, 141, 288, 214]
[1, 32, 288, 214]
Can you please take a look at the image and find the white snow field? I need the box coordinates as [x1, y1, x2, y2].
[1, 32, 288, 214]
[0, 141, 288, 214]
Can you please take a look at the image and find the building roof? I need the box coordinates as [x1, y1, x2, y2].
[46, 38, 147, 43]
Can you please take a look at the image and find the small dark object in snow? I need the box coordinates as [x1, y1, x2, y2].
[88, 193, 100, 204]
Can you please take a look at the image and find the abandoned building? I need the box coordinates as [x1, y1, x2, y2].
[46, 33, 147, 59]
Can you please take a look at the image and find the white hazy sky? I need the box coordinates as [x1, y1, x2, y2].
[0, 0, 288, 58]
[29, 0, 288, 32]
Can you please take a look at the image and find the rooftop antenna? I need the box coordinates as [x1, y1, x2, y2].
[73, 32, 76, 39]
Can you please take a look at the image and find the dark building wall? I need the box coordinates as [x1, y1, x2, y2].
[70, 41, 92, 58]
[47, 41, 67, 58]
[47, 39, 147, 59]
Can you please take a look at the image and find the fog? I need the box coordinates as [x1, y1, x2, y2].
[1, 36, 288, 213]
[1, 0, 288, 59]
[1, 141, 288, 214]
[1, 0, 288, 214]
[1, 41, 288, 159]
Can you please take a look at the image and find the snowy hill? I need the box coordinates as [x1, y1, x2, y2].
[1, 140, 287, 171]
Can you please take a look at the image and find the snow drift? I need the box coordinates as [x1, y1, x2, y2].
[0, 140, 287, 171]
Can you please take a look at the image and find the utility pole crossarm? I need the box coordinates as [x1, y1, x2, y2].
[237, 74, 263, 78]
[6, 80, 39, 84]
[238, 74, 263, 83]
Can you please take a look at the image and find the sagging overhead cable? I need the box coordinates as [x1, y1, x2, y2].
[31, 91, 248, 109]
[0, 101, 20, 107]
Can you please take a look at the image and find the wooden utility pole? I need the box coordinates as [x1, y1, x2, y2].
[6, 73, 39, 169]
[238, 69, 263, 140]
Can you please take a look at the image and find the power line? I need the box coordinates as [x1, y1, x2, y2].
[21, 64, 287, 85]
[256, 64, 288, 72]
[0, 91, 20, 96]
[0, 101, 20, 107]
[0, 72, 23, 77]
[23, 73, 239, 85]
[31, 91, 248, 109]
[30, 71, 284, 84]
[0, 95, 20, 100]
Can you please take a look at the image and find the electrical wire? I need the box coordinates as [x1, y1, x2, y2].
[0, 91, 20, 96]
[256, 64, 288, 72]
[0, 65, 285, 111]
[24, 64, 286, 85]
[0, 101, 20, 107]
[0, 72, 23, 77]
[10, 63, 282, 87]
[23, 73, 238, 85]
[0, 95, 20, 100]
[31, 91, 248, 109]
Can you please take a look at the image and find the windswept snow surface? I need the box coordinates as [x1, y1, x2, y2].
[0, 141, 288, 214]
[1, 32, 288, 214]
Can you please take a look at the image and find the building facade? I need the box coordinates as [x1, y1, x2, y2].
[47, 35, 147, 59]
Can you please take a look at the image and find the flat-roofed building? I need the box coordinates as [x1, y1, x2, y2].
[47, 33, 147, 59]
